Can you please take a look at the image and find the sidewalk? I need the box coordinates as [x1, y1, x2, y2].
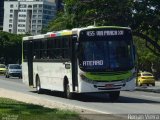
[136, 81, 160, 93]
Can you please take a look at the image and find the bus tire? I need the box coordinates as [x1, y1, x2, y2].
[64, 82, 73, 99]
[36, 76, 43, 94]
[109, 91, 120, 102]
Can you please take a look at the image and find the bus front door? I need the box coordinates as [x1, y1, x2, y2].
[27, 41, 33, 86]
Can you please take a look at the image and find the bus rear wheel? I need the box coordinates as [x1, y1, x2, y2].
[64, 83, 73, 99]
[36, 77, 43, 94]
[109, 91, 120, 102]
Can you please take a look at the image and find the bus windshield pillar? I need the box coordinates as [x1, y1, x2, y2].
[71, 37, 78, 91]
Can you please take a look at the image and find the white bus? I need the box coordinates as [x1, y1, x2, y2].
[22, 26, 136, 101]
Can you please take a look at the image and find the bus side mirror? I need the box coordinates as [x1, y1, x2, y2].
[72, 35, 78, 50]
[72, 35, 79, 57]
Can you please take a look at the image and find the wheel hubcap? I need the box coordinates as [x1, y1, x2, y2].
[37, 81, 40, 91]
[37, 85, 40, 91]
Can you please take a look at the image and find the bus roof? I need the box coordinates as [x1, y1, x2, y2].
[22, 26, 131, 41]
[83, 26, 130, 30]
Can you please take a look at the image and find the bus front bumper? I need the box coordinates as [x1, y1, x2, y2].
[77, 78, 136, 93]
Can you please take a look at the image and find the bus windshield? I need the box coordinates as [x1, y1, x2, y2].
[79, 36, 134, 72]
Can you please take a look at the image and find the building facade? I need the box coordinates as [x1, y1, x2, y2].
[3, 0, 56, 35]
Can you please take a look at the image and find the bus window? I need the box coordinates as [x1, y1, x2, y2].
[62, 37, 70, 59]
[23, 41, 28, 60]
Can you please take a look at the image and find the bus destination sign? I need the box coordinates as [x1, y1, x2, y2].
[86, 30, 124, 37]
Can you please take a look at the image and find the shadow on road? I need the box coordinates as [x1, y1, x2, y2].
[74, 93, 160, 103]
[30, 90, 160, 104]
[0, 75, 22, 83]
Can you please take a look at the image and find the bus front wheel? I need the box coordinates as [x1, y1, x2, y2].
[64, 83, 73, 99]
[109, 91, 120, 102]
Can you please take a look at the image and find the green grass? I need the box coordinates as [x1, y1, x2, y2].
[0, 98, 83, 120]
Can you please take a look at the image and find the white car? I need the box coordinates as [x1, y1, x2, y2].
[6, 64, 22, 78]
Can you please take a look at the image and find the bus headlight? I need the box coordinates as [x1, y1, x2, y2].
[80, 74, 97, 84]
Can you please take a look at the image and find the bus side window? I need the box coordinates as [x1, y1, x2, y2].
[54, 38, 61, 59]
[62, 37, 70, 59]
[33, 40, 41, 60]
[23, 41, 28, 60]
[39, 39, 47, 59]
[47, 38, 53, 59]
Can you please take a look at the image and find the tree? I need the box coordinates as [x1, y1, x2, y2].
[43, 0, 160, 78]
[44, 0, 134, 31]
[42, 12, 75, 32]
[0, 31, 24, 64]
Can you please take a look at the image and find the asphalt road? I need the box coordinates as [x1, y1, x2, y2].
[0, 75, 160, 114]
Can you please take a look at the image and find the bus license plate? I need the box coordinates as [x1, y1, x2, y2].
[105, 84, 113, 88]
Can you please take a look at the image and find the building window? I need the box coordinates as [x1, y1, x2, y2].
[20, 4, 26, 8]
[38, 15, 42, 18]
[32, 30, 36, 33]
[10, 4, 13, 8]
[33, 15, 37, 18]
[42, 20, 46, 24]
[43, 10, 47, 14]
[38, 10, 42, 13]
[37, 30, 41, 34]
[9, 19, 12, 23]
[18, 24, 25, 27]
[19, 14, 26, 17]
[18, 19, 26, 22]
[32, 20, 36, 23]
[33, 10, 37, 13]
[32, 25, 36, 29]
[33, 5, 38, 8]
[18, 29, 25, 32]
[9, 24, 12, 28]
[19, 9, 26, 12]
[10, 9, 13, 13]
[9, 29, 12, 33]
[28, 5, 32, 8]
[39, 4, 43, 8]
[48, 11, 51, 14]
[38, 20, 41, 23]
[37, 25, 41, 29]
[10, 14, 13, 18]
